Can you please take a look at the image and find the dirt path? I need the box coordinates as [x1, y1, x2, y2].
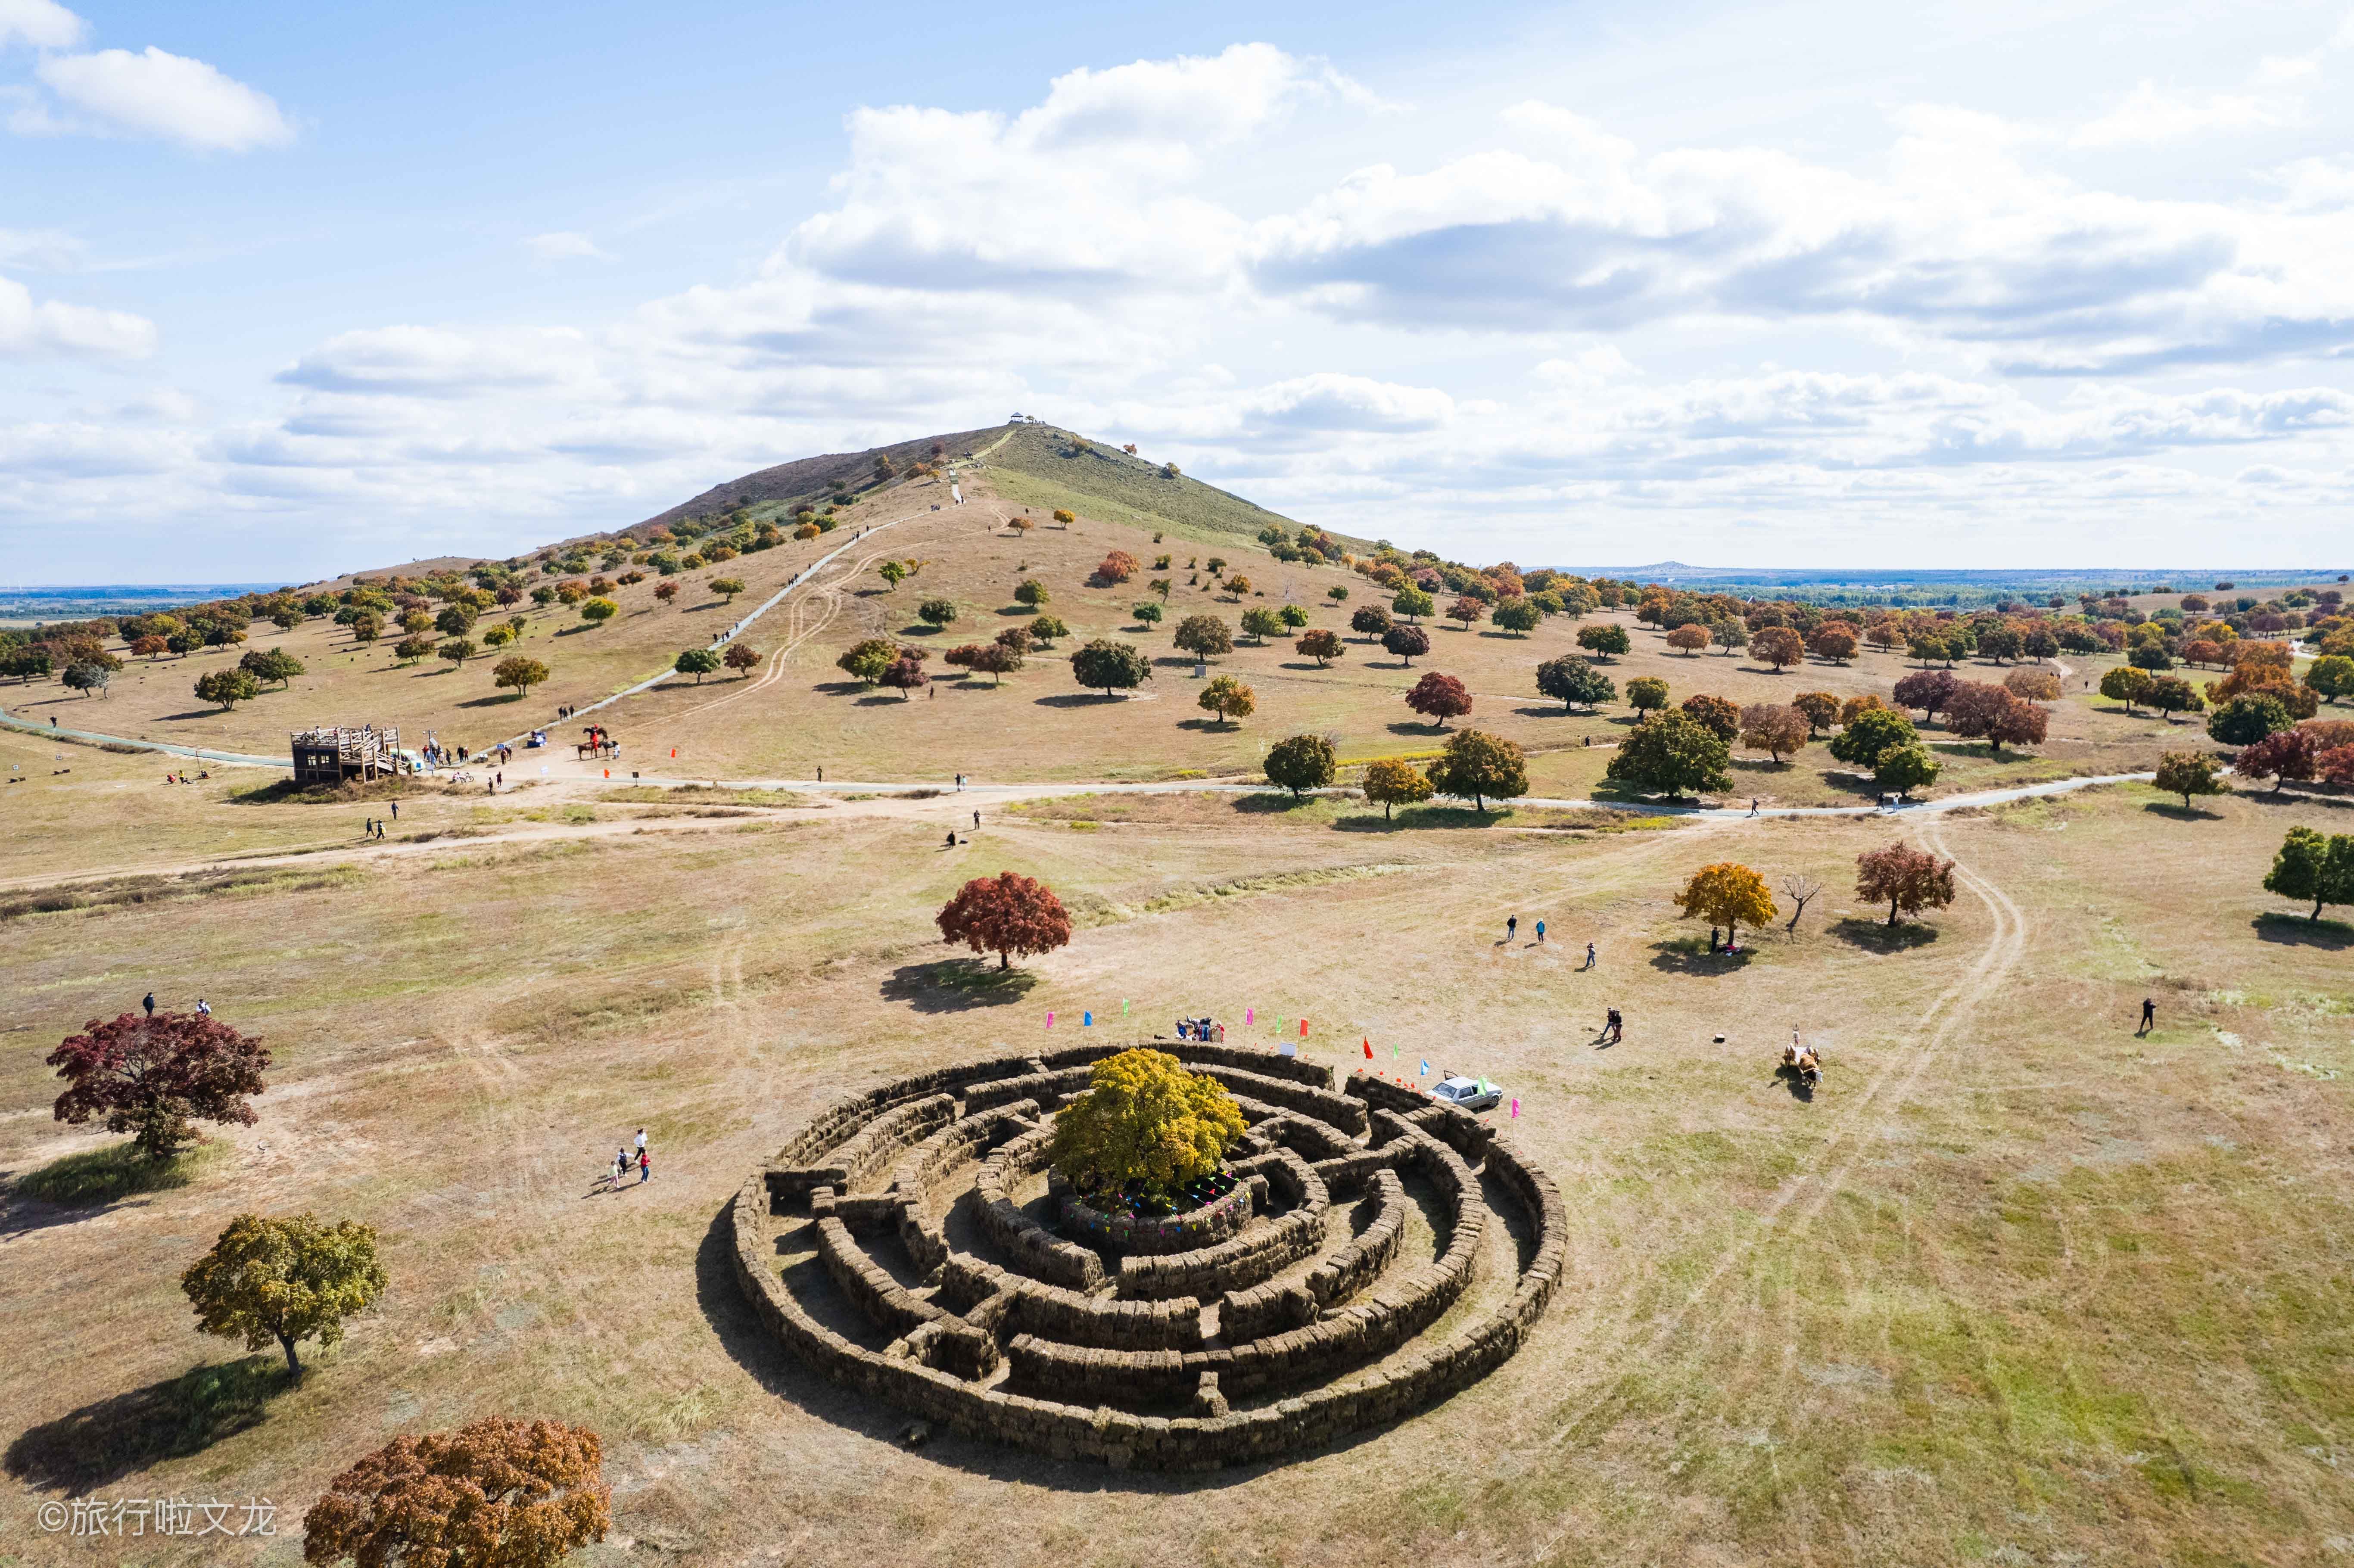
[1518, 809, 2029, 1496]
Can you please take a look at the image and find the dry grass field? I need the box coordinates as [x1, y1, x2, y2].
[5, 734, 2353, 1565]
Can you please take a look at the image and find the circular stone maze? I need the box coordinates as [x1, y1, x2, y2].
[730, 1040, 1567, 1469]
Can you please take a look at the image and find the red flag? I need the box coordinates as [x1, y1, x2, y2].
[1300, 1017, 1309, 1038]
[1362, 1037, 1372, 1059]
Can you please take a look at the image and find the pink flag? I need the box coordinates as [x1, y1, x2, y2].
[1509, 1098, 1520, 1118]
[1046, 1011, 1056, 1028]
[1246, 1007, 1255, 1026]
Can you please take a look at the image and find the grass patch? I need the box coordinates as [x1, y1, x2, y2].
[11, 1139, 221, 1205]
[0, 865, 367, 921]
[229, 775, 444, 806]
[595, 785, 826, 808]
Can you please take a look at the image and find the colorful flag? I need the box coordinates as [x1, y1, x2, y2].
[1082, 1011, 1093, 1027]
[1420, 1059, 1430, 1077]
[1121, 999, 1129, 1016]
[1046, 1011, 1056, 1028]
[1299, 1017, 1309, 1038]
[1510, 1098, 1521, 1118]
[1362, 1037, 1373, 1060]
[1246, 1007, 1255, 1026]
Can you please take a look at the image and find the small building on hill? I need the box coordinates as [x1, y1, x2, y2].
[291, 725, 402, 786]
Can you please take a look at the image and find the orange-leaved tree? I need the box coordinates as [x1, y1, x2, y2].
[1672, 862, 1776, 946]
[1855, 841, 1958, 927]
[303, 1418, 609, 1568]
[936, 871, 1073, 970]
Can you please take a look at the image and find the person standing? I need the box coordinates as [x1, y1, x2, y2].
[142, 992, 155, 1018]
[972, 809, 981, 830]
[1604, 1008, 1622, 1044]
[2139, 997, 2155, 1036]
[635, 1128, 647, 1158]
[1506, 915, 1518, 943]
[638, 1148, 651, 1183]
[1585, 942, 1596, 969]
[390, 800, 399, 821]
[1535, 918, 1545, 943]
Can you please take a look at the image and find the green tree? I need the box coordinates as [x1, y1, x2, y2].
[62, 662, 111, 698]
[2208, 693, 2292, 747]
[194, 668, 260, 710]
[1606, 711, 1732, 799]
[2264, 825, 2354, 921]
[2100, 665, 2154, 714]
[1576, 622, 1630, 660]
[837, 638, 897, 685]
[1173, 614, 1233, 660]
[1427, 728, 1529, 811]
[1625, 676, 1669, 714]
[1361, 757, 1435, 819]
[435, 605, 475, 637]
[240, 648, 305, 689]
[2147, 675, 2204, 720]
[1873, 744, 1941, 796]
[2307, 654, 2354, 704]
[1029, 614, 1070, 647]
[1240, 606, 1286, 643]
[1392, 587, 1435, 622]
[1279, 603, 1311, 629]
[1828, 708, 1919, 768]
[1537, 656, 1614, 712]
[878, 560, 909, 591]
[1198, 675, 1256, 726]
[674, 647, 722, 684]
[1132, 601, 1165, 627]
[1148, 577, 1174, 602]
[1488, 598, 1540, 637]
[438, 638, 477, 667]
[1264, 733, 1337, 798]
[1013, 578, 1049, 607]
[2153, 750, 2225, 809]
[710, 577, 746, 604]
[181, 1213, 386, 1383]
[493, 656, 549, 698]
[1068, 638, 1152, 697]
[918, 597, 959, 629]
[1046, 1048, 1244, 1198]
[1326, 584, 1350, 604]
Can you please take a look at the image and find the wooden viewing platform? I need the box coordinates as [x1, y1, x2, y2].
[290, 725, 402, 785]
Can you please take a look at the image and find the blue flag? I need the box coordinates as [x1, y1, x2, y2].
[1082, 1011, 1093, 1027]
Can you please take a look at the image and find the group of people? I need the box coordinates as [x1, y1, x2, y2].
[1174, 1016, 1225, 1042]
[160, 769, 210, 784]
[600, 1128, 651, 1190]
[1502, 916, 1600, 972]
[140, 992, 209, 1018]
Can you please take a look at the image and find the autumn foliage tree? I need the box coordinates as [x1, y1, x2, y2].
[2154, 750, 2225, 809]
[1750, 625, 1805, 671]
[1666, 624, 1709, 655]
[1673, 862, 1776, 946]
[1679, 693, 1741, 744]
[936, 871, 1073, 969]
[1855, 842, 1958, 927]
[1361, 757, 1434, 819]
[1173, 614, 1233, 661]
[49, 1011, 270, 1162]
[1404, 671, 1473, 729]
[1046, 1048, 1244, 1198]
[723, 642, 761, 676]
[1738, 703, 1810, 763]
[1198, 675, 1256, 726]
[303, 1418, 610, 1568]
[1383, 624, 1430, 666]
[182, 1213, 385, 1382]
[492, 656, 549, 699]
[1295, 628, 1343, 666]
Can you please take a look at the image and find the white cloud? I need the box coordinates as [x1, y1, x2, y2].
[0, 0, 83, 50]
[525, 231, 608, 262]
[0, 273, 154, 356]
[2071, 81, 2287, 148]
[34, 46, 292, 151]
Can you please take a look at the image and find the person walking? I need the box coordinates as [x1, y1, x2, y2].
[1749, 798, 1759, 817]
[390, 800, 399, 821]
[610, 1148, 628, 1189]
[376, 820, 386, 840]
[2138, 997, 2155, 1036]
[1535, 918, 1546, 943]
[1584, 942, 1596, 969]
[142, 991, 155, 1018]
[638, 1148, 651, 1183]
[1505, 915, 1518, 943]
[635, 1128, 647, 1159]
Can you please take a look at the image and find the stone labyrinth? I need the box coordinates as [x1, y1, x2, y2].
[730, 1040, 1567, 1469]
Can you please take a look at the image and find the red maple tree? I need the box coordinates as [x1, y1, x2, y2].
[1854, 843, 1958, 927]
[1404, 671, 1473, 729]
[48, 1011, 271, 1160]
[303, 1418, 609, 1568]
[937, 871, 1073, 969]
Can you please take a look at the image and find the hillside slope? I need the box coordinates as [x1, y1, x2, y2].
[635, 424, 1013, 533]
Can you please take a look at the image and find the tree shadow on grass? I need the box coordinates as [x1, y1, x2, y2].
[1036, 692, 1133, 708]
[1648, 934, 1759, 974]
[5, 1356, 287, 1493]
[2253, 912, 2353, 949]
[456, 693, 527, 708]
[6, 1141, 212, 1214]
[1334, 804, 1497, 831]
[1233, 793, 1321, 815]
[1832, 917, 1940, 952]
[2142, 800, 2226, 820]
[880, 957, 1043, 1012]
[1386, 721, 1447, 737]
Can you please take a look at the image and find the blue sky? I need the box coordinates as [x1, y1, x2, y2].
[6, 0, 2354, 580]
